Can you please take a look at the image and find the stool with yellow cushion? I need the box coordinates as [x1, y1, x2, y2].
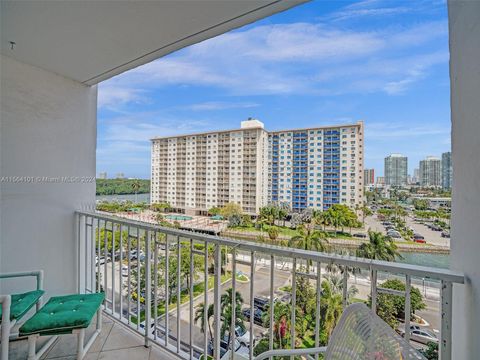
[19, 292, 104, 360]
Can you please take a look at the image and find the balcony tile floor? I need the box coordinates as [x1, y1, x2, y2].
[9, 313, 178, 360]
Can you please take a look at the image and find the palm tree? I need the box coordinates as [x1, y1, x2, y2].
[131, 179, 141, 203]
[316, 211, 330, 231]
[262, 301, 291, 349]
[356, 231, 402, 261]
[288, 224, 328, 272]
[324, 272, 359, 303]
[321, 281, 343, 337]
[278, 203, 289, 227]
[194, 302, 214, 340]
[361, 204, 372, 225]
[220, 288, 245, 346]
[267, 227, 279, 243]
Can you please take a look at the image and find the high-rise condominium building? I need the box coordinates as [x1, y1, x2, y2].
[151, 120, 364, 214]
[420, 156, 442, 187]
[98, 172, 107, 179]
[364, 169, 375, 185]
[376, 176, 385, 185]
[269, 122, 364, 212]
[384, 154, 408, 186]
[442, 152, 452, 189]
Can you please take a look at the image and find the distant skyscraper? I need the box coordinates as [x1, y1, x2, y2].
[376, 176, 385, 185]
[115, 173, 125, 179]
[364, 169, 375, 185]
[412, 168, 419, 184]
[442, 152, 452, 189]
[98, 172, 107, 179]
[420, 156, 442, 187]
[384, 154, 408, 186]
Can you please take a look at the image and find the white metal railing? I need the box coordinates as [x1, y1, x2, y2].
[76, 211, 464, 360]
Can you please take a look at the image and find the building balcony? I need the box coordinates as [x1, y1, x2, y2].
[74, 211, 464, 360]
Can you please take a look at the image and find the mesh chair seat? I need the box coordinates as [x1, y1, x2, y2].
[326, 303, 426, 360]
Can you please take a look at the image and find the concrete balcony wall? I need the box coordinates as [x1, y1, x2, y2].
[448, 1, 480, 358]
[0, 55, 97, 297]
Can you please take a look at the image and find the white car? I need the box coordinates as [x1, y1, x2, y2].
[121, 265, 129, 277]
[408, 328, 439, 345]
[235, 325, 255, 347]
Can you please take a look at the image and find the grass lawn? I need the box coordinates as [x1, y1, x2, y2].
[199, 355, 214, 360]
[229, 225, 358, 241]
[236, 273, 249, 282]
[229, 224, 299, 238]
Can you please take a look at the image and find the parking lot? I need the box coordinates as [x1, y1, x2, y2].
[364, 215, 450, 247]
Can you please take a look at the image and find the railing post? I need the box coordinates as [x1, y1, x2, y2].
[203, 240, 209, 360]
[144, 230, 151, 347]
[165, 235, 170, 347]
[315, 261, 321, 360]
[77, 213, 86, 294]
[231, 247, 237, 360]
[404, 275, 411, 342]
[176, 236, 181, 353]
[189, 238, 194, 359]
[249, 251, 255, 360]
[440, 280, 453, 360]
[269, 255, 275, 355]
[370, 268, 377, 314]
[213, 244, 222, 360]
[291, 258, 297, 358]
[342, 268, 348, 308]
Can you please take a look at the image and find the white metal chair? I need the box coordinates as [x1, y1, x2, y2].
[255, 302, 426, 360]
[0, 271, 45, 360]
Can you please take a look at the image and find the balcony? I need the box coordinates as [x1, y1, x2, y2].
[1, 1, 480, 359]
[69, 211, 466, 360]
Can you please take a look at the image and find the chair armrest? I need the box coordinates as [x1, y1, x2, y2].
[254, 346, 327, 360]
[0, 270, 44, 291]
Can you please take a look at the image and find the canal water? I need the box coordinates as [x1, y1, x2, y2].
[398, 251, 449, 269]
[96, 193, 150, 203]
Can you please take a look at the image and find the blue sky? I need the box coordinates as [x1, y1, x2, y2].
[97, 0, 451, 179]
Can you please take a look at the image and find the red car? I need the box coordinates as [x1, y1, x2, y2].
[414, 238, 426, 243]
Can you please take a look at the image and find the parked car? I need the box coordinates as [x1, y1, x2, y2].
[385, 226, 395, 231]
[121, 265, 129, 277]
[235, 325, 255, 347]
[253, 296, 274, 311]
[441, 231, 450, 238]
[95, 256, 106, 265]
[407, 328, 439, 345]
[413, 233, 424, 240]
[353, 233, 367, 238]
[242, 307, 265, 326]
[387, 230, 402, 238]
[414, 238, 426, 243]
[208, 338, 248, 358]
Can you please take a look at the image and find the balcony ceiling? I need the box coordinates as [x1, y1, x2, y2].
[0, 0, 306, 85]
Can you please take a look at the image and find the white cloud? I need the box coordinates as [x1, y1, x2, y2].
[99, 16, 447, 104]
[97, 84, 146, 110]
[366, 122, 450, 138]
[186, 101, 259, 111]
